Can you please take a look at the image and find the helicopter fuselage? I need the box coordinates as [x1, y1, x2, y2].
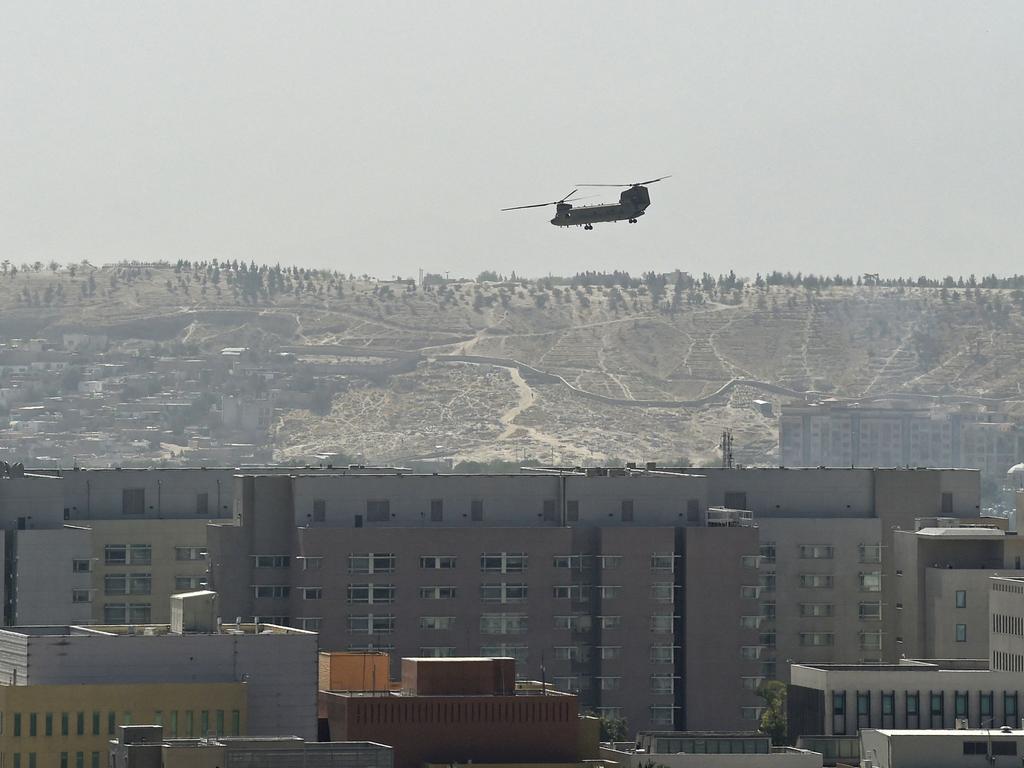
[550, 184, 651, 227]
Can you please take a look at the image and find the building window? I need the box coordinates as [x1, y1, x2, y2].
[993, 742, 1018, 756]
[566, 500, 580, 521]
[882, 692, 895, 716]
[759, 571, 776, 592]
[859, 543, 882, 564]
[195, 493, 209, 515]
[857, 692, 870, 717]
[799, 573, 834, 589]
[480, 553, 527, 573]
[650, 646, 675, 664]
[176, 546, 206, 561]
[650, 554, 675, 572]
[761, 601, 776, 620]
[554, 615, 592, 632]
[955, 691, 969, 718]
[418, 586, 457, 600]
[724, 491, 747, 509]
[470, 500, 484, 521]
[760, 542, 777, 564]
[72, 589, 91, 604]
[174, 576, 206, 592]
[760, 631, 777, 649]
[799, 632, 834, 647]
[553, 646, 586, 662]
[542, 499, 558, 522]
[299, 557, 321, 570]
[599, 615, 622, 630]
[620, 500, 634, 522]
[799, 545, 834, 559]
[597, 677, 622, 691]
[429, 499, 443, 522]
[553, 554, 590, 570]
[650, 583, 674, 602]
[650, 614, 675, 633]
[956, 623, 967, 642]
[860, 631, 883, 650]
[799, 603, 834, 618]
[252, 585, 290, 599]
[301, 587, 323, 600]
[598, 585, 622, 599]
[419, 616, 456, 630]
[366, 500, 390, 522]
[297, 617, 321, 631]
[598, 646, 622, 660]
[955, 590, 967, 609]
[348, 553, 395, 574]
[348, 615, 395, 634]
[599, 555, 623, 570]
[312, 499, 326, 522]
[72, 559, 91, 573]
[963, 742, 988, 756]
[419, 556, 457, 569]
[552, 584, 589, 601]
[686, 498, 700, 523]
[254, 555, 289, 568]
[128, 604, 151, 624]
[347, 584, 395, 604]
[980, 692, 994, 719]
[479, 614, 528, 635]
[859, 571, 882, 592]
[121, 488, 145, 515]
[480, 583, 528, 603]
[858, 602, 882, 621]
[832, 691, 846, 715]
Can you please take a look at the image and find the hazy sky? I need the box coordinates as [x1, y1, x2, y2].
[3, 2, 1023, 279]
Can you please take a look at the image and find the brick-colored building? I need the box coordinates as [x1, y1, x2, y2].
[321, 656, 597, 768]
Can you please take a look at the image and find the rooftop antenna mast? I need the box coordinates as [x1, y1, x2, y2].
[721, 430, 734, 469]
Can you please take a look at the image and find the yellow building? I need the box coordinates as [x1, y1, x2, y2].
[0, 682, 246, 768]
[86, 519, 211, 625]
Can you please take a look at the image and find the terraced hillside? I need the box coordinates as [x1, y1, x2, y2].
[3, 262, 1024, 466]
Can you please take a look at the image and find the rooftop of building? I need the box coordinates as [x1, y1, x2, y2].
[793, 658, 991, 673]
[868, 728, 1024, 737]
[0, 621, 313, 638]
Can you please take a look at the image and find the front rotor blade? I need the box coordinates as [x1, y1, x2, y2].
[637, 175, 672, 185]
[501, 200, 558, 211]
[560, 189, 579, 202]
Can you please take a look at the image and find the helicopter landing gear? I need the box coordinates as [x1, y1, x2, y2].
[628, 218, 637, 224]
[584, 224, 593, 230]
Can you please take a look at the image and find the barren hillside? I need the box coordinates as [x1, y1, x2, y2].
[3, 262, 1023, 466]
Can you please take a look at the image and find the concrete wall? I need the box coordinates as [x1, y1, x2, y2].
[0, 630, 317, 740]
[682, 525, 763, 730]
[14, 527, 92, 625]
[0, 474, 65, 529]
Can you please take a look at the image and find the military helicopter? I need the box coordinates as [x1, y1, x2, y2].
[501, 175, 670, 230]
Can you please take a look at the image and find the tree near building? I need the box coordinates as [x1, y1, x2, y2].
[757, 680, 789, 745]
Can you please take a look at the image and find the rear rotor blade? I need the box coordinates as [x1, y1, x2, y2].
[577, 175, 672, 187]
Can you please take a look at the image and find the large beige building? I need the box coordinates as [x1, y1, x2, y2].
[780, 401, 1024, 475]
[204, 465, 980, 733]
